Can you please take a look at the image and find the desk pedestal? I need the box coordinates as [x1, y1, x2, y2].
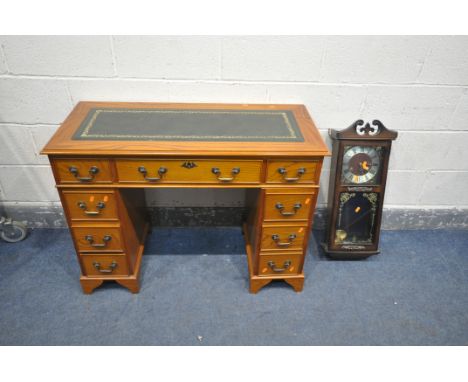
[243, 187, 317, 293]
[58, 187, 149, 294]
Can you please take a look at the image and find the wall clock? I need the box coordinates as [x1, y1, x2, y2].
[322, 120, 398, 259]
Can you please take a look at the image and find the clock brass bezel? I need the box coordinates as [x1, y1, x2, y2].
[341, 145, 384, 185]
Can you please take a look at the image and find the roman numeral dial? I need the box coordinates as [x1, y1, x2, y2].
[342, 146, 381, 184]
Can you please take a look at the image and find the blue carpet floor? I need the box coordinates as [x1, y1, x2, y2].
[0, 228, 467, 345]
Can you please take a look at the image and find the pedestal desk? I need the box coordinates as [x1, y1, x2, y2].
[41, 102, 329, 294]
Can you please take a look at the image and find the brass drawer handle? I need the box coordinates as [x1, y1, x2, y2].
[138, 166, 167, 181]
[93, 261, 118, 274]
[77, 201, 106, 216]
[271, 233, 297, 247]
[69, 165, 99, 182]
[275, 202, 302, 216]
[85, 234, 112, 248]
[212, 167, 240, 182]
[267, 260, 292, 272]
[277, 167, 306, 182]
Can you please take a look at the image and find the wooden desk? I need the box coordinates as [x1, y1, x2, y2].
[41, 102, 329, 294]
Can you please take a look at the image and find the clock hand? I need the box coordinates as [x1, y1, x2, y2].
[357, 161, 369, 175]
[358, 162, 365, 175]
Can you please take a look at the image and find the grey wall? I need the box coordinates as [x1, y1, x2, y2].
[0, 36, 467, 227]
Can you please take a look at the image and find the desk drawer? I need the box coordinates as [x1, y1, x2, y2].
[258, 252, 303, 276]
[264, 189, 316, 222]
[72, 227, 123, 252]
[80, 253, 129, 277]
[116, 159, 262, 184]
[260, 224, 307, 251]
[53, 158, 112, 184]
[266, 160, 319, 184]
[62, 190, 118, 221]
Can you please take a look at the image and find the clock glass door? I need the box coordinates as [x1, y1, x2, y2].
[334, 192, 379, 246]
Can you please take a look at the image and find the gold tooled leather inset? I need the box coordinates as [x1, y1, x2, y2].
[73, 108, 304, 142]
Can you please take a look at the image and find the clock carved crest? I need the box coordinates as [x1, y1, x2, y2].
[322, 120, 398, 259]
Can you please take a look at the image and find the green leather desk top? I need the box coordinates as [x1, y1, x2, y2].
[42, 102, 330, 157]
[72, 108, 304, 142]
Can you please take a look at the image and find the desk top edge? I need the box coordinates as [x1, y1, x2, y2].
[41, 101, 330, 157]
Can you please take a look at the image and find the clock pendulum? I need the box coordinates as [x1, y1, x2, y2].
[322, 120, 397, 259]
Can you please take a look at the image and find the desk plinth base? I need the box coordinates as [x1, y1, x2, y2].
[80, 224, 148, 294]
[249, 274, 305, 294]
[321, 243, 379, 260]
[243, 222, 304, 294]
[81, 277, 140, 294]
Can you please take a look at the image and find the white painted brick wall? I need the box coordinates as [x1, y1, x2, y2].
[0, 166, 59, 201]
[221, 36, 326, 81]
[363, 86, 464, 131]
[0, 78, 72, 124]
[0, 124, 41, 165]
[319, 36, 431, 84]
[0, 36, 467, 211]
[0, 36, 115, 77]
[112, 36, 222, 79]
[0, 44, 7, 74]
[450, 88, 468, 130]
[417, 36, 468, 85]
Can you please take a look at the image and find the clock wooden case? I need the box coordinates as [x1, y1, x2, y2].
[323, 120, 397, 259]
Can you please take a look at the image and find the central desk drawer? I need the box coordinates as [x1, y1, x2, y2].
[116, 159, 262, 184]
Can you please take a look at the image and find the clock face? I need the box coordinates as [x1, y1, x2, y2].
[342, 146, 382, 184]
[334, 192, 379, 246]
